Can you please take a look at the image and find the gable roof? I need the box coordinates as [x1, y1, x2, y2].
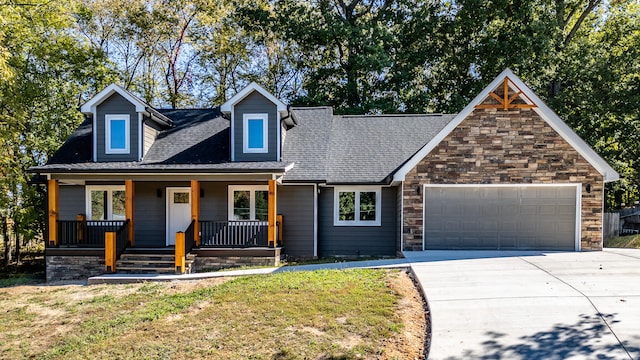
[34, 108, 292, 174]
[282, 108, 455, 183]
[392, 69, 620, 182]
[220, 82, 288, 116]
[80, 84, 173, 127]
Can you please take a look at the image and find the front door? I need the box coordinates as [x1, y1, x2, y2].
[167, 188, 191, 246]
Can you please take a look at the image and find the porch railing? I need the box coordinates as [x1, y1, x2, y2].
[56, 220, 126, 247]
[184, 220, 196, 254]
[114, 220, 129, 258]
[199, 220, 269, 248]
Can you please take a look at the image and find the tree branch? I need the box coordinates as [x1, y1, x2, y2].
[564, 0, 600, 47]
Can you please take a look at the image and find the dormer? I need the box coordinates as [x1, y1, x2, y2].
[221, 83, 291, 162]
[80, 84, 172, 162]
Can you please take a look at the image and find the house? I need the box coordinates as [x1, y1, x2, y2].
[31, 69, 619, 282]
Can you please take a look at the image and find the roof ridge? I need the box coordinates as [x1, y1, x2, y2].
[157, 107, 221, 111]
[290, 106, 334, 110]
[337, 113, 454, 118]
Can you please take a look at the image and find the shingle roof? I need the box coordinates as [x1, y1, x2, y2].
[37, 108, 292, 173]
[282, 109, 455, 183]
[144, 109, 228, 164]
[281, 107, 333, 182]
[36, 104, 456, 182]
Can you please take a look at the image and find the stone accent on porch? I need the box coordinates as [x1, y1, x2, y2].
[46, 255, 105, 283]
[193, 248, 282, 271]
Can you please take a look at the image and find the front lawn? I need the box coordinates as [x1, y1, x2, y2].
[604, 234, 640, 249]
[0, 269, 426, 359]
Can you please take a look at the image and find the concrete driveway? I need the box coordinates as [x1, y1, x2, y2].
[405, 249, 640, 360]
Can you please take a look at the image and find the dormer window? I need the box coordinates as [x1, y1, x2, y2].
[243, 113, 268, 153]
[105, 114, 130, 154]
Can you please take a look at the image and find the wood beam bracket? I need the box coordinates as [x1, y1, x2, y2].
[475, 77, 537, 110]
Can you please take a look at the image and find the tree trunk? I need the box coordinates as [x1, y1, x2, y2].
[1, 216, 10, 267]
[14, 231, 20, 264]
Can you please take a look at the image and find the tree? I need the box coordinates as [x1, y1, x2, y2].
[0, 0, 112, 264]
[241, 0, 428, 114]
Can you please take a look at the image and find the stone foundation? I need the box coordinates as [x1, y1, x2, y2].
[46, 256, 105, 283]
[194, 256, 280, 272]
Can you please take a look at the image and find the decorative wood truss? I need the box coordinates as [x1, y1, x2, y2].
[475, 77, 537, 110]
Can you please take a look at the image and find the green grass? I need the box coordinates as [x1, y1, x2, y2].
[604, 234, 640, 248]
[0, 269, 409, 359]
[0, 273, 43, 287]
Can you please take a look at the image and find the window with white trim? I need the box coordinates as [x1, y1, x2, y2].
[228, 185, 269, 221]
[243, 113, 268, 153]
[86, 186, 126, 220]
[105, 114, 130, 154]
[333, 187, 381, 226]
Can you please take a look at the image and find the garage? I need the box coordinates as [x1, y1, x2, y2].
[424, 185, 578, 251]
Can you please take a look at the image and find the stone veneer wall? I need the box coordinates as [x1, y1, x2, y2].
[46, 256, 105, 283]
[194, 256, 280, 272]
[403, 107, 604, 251]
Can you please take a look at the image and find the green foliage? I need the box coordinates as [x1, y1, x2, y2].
[0, 0, 114, 263]
[605, 234, 640, 248]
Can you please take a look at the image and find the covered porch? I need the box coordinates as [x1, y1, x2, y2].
[46, 176, 284, 276]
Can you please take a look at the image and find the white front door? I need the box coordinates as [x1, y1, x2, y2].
[167, 188, 191, 246]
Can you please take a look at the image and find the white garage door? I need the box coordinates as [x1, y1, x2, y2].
[424, 186, 577, 250]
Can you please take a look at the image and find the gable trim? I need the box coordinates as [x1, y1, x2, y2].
[80, 84, 172, 127]
[221, 82, 287, 114]
[81, 84, 146, 114]
[392, 69, 619, 183]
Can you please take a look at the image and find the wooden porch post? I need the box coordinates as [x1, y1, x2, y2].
[105, 232, 116, 273]
[125, 180, 134, 246]
[175, 231, 185, 274]
[191, 180, 200, 247]
[268, 179, 277, 247]
[47, 179, 59, 247]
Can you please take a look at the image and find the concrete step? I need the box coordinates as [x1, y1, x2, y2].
[115, 252, 196, 274]
[116, 266, 176, 273]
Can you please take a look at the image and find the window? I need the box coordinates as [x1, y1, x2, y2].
[105, 114, 130, 154]
[333, 187, 381, 226]
[228, 185, 269, 221]
[86, 186, 126, 220]
[243, 113, 268, 153]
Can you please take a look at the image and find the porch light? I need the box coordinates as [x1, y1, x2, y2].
[416, 186, 421, 195]
[586, 184, 591, 193]
[157, 189, 162, 198]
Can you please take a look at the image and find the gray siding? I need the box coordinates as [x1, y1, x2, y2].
[96, 93, 139, 161]
[318, 187, 397, 257]
[134, 181, 189, 247]
[278, 185, 315, 257]
[200, 182, 227, 220]
[59, 186, 85, 219]
[233, 91, 278, 162]
[143, 120, 160, 157]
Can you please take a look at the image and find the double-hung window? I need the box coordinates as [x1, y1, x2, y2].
[243, 113, 268, 153]
[86, 186, 126, 220]
[334, 187, 381, 226]
[105, 114, 130, 154]
[228, 185, 269, 221]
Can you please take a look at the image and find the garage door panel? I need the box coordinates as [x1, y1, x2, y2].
[425, 186, 577, 251]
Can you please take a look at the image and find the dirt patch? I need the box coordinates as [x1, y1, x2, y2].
[382, 269, 428, 360]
